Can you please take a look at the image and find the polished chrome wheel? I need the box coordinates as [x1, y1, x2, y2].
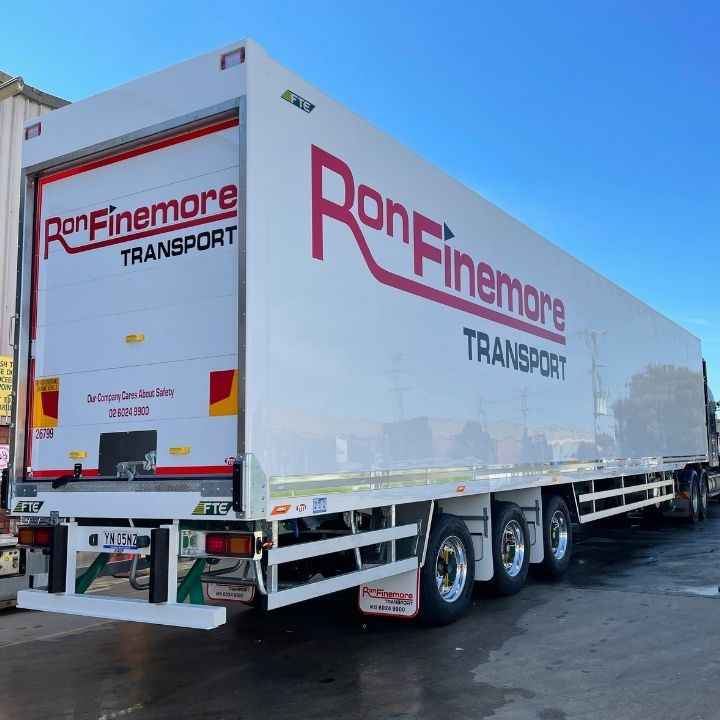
[502, 520, 526, 577]
[550, 509, 569, 560]
[539, 495, 573, 577]
[435, 535, 468, 603]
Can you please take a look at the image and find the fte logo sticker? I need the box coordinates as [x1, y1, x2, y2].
[281, 89, 315, 113]
[192, 501, 232, 516]
[13, 501, 44, 513]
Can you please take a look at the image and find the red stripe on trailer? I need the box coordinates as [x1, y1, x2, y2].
[39, 118, 240, 185]
[25, 358, 35, 470]
[156, 466, 232, 475]
[32, 466, 232, 478]
[33, 468, 100, 478]
[31, 179, 43, 340]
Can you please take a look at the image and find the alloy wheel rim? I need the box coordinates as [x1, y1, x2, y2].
[435, 535, 468, 603]
[550, 510, 568, 560]
[502, 520, 525, 577]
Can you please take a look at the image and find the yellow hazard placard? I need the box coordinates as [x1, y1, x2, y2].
[33, 376, 60, 428]
[0, 356, 12, 416]
[209, 369, 238, 417]
[35, 378, 59, 392]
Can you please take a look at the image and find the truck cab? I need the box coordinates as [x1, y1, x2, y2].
[704, 360, 719, 468]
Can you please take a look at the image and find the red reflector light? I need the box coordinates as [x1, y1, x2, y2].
[18, 526, 52, 546]
[205, 533, 254, 557]
[25, 122, 41, 140]
[34, 528, 53, 545]
[205, 533, 228, 555]
[220, 48, 245, 70]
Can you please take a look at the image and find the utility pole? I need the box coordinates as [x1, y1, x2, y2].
[388, 354, 410, 422]
[586, 328, 608, 454]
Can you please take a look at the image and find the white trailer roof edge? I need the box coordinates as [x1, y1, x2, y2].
[20, 38, 258, 169]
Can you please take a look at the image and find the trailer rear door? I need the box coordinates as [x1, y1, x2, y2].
[27, 116, 241, 480]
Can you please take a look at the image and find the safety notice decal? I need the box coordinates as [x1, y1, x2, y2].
[85, 384, 176, 422]
[33, 377, 60, 428]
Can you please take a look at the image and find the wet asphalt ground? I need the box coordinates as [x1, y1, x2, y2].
[2, 506, 720, 720]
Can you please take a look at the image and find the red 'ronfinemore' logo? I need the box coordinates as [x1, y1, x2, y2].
[362, 587, 414, 600]
[311, 146, 566, 345]
[43, 184, 238, 259]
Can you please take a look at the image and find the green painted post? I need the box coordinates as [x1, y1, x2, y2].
[176, 559, 207, 604]
[75, 553, 112, 594]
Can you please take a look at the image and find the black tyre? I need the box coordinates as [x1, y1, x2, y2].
[687, 470, 700, 524]
[699, 470, 709, 520]
[488, 501, 530, 596]
[419, 513, 475, 626]
[538, 494, 573, 577]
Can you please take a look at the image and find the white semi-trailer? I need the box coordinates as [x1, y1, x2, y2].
[4, 40, 719, 629]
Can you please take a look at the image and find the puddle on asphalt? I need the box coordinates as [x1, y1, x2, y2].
[673, 585, 720, 597]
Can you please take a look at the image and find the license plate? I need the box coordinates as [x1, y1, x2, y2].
[98, 529, 143, 552]
[206, 582, 255, 604]
[77, 526, 154, 554]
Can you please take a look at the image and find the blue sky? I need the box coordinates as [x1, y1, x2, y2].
[3, 1, 719, 387]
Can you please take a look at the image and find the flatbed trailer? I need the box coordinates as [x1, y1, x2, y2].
[3, 40, 719, 629]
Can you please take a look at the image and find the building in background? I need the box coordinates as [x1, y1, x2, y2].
[0, 72, 67, 531]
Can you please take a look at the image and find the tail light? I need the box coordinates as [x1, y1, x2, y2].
[19, 524, 68, 594]
[204, 533, 227, 555]
[17, 526, 53, 547]
[205, 533, 254, 557]
[180, 529, 260, 560]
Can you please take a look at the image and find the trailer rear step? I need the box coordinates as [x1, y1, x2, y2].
[16, 589, 225, 629]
